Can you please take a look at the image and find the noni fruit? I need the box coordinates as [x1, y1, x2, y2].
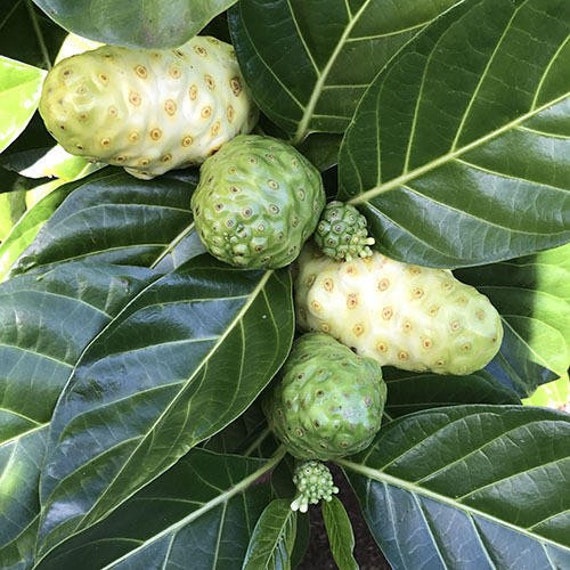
[290, 460, 339, 513]
[191, 134, 325, 269]
[264, 332, 386, 461]
[295, 242, 503, 375]
[39, 36, 258, 179]
[314, 201, 375, 262]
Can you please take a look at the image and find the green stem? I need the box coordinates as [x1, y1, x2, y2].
[243, 426, 272, 457]
[26, 0, 52, 70]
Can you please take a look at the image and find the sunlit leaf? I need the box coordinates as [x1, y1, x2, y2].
[339, 0, 570, 267]
[37, 257, 294, 556]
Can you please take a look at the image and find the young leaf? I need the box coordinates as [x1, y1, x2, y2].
[37, 257, 294, 557]
[243, 498, 297, 570]
[31, 0, 238, 48]
[341, 405, 570, 569]
[339, 0, 570, 267]
[9, 169, 199, 277]
[35, 449, 283, 569]
[229, 0, 460, 142]
[0, 56, 46, 153]
[322, 496, 359, 570]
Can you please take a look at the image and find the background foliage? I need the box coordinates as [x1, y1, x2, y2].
[0, 0, 568, 568]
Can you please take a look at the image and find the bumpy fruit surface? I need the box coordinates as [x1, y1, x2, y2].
[314, 201, 375, 261]
[264, 332, 386, 461]
[191, 134, 325, 269]
[39, 36, 258, 179]
[295, 242, 503, 375]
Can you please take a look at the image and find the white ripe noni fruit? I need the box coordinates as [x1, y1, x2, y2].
[39, 36, 258, 179]
[295, 242, 504, 376]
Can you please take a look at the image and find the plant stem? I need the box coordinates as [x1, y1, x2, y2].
[26, 0, 52, 70]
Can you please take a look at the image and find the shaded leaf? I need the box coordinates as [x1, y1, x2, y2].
[37, 257, 294, 557]
[339, 0, 570, 267]
[36, 449, 282, 569]
[229, 0, 460, 142]
[384, 368, 521, 419]
[341, 405, 570, 569]
[31, 0, 238, 48]
[0, 56, 46, 153]
[322, 496, 359, 570]
[243, 498, 297, 570]
[9, 168, 198, 277]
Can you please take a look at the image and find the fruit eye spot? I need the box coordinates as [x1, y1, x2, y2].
[100, 137, 111, 147]
[376, 341, 388, 353]
[194, 45, 208, 57]
[129, 91, 142, 106]
[461, 342, 472, 352]
[381, 306, 393, 320]
[242, 207, 253, 218]
[108, 105, 118, 117]
[189, 85, 198, 100]
[347, 293, 359, 309]
[214, 203, 224, 212]
[230, 186, 240, 193]
[267, 179, 279, 189]
[320, 323, 330, 333]
[129, 131, 140, 143]
[449, 320, 461, 333]
[353, 324, 365, 336]
[230, 77, 242, 96]
[403, 321, 413, 332]
[323, 278, 334, 292]
[211, 121, 221, 136]
[161, 154, 172, 163]
[201, 106, 212, 118]
[398, 351, 409, 361]
[150, 128, 162, 141]
[182, 135, 193, 147]
[98, 73, 109, 84]
[139, 158, 150, 166]
[428, 305, 440, 316]
[204, 74, 215, 89]
[297, 188, 306, 200]
[422, 338, 433, 349]
[164, 99, 177, 115]
[226, 105, 235, 122]
[169, 65, 181, 79]
[411, 287, 424, 299]
[269, 204, 280, 215]
[134, 65, 148, 78]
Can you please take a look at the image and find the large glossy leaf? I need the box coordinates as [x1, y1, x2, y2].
[457, 245, 570, 379]
[37, 257, 294, 557]
[31, 0, 238, 48]
[339, 0, 570, 267]
[0, 57, 46, 153]
[35, 449, 282, 569]
[9, 168, 199, 277]
[341, 405, 570, 569]
[0, 261, 159, 567]
[229, 0, 460, 142]
[322, 497, 359, 570]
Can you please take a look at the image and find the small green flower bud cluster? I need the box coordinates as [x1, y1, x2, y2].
[290, 460, 339, 513]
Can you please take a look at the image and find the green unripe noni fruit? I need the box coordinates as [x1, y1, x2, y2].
[264, 332, 386, 461]
[39, 36, 258, 179]
[295, 242, 504, 376]
[191, 134, 325, 269]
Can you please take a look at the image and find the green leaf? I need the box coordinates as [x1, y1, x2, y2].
[339, 0, 570, 267]
[31, 0, 238, 48]
[341, 405, 570, 569]
[37, 257, 294, 557]
[9, 169, 200, 277]
[229, 0, 460, 142]
[322, 496, 359, 570]
[243, 498, 297, 570]
[0, 56, 46, 153]
[384, 368, 521, 419]
[0, 261, 158, 567]
[35, 449, 282, 569]
[456, 245, 570, 384]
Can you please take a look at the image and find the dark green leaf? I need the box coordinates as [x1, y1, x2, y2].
[0, 261, 158, 566]
[341, 405, 570, 569]
[9, 169, 199, 276]
[37, 258, 294, 557]
[31, 0, 238, 48]
[384, 368, 521, 418]
[243, 498, 297, 570]
[322, 496, 359, 570]
[35, 449, 281, 569]
[339, 0, 570, 267]
[229, 0, 459, 142]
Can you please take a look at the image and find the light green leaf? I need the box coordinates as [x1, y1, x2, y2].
[322, 496, 359, 570]
[341, 405, 570, 569]
[31, 0, 238, 48]
[229, 0, 460, 142]
[36, 257, 294, 557]
[243, 499, 297, 570]
[0, 56, 46, 153]
[339, 0, 570, 267]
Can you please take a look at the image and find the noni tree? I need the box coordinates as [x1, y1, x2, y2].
[0, 1, 568, 569]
